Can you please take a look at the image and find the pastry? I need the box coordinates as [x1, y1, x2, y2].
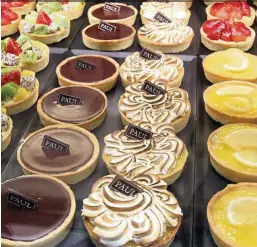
[37, 86, 107, 131]
[88, 3, 138, 26]
[120, 50, 184, 88]
[19, 11, 70, 44]
[203, 48, 257, 84]
[201, 19, 255, 51]
[119, 80, 191, 132]
[1, 35, 49, 72]
[82, 173, 182, 247]
[56, 54, 119, 92]
[102, 121, 188, 185]
[1, 68, 39, 115]
[2, 175, 76, 247]
[203, 81, 257, 125]
[208, 124, 257, 182]
[17, 124, 100, 184]
[206, 2, 255, 26]
[138, 21, 194, 53]
[2, 1, 36, 16]
[140, 2, 191, 25]
[207, 183, 257, 247]
[36, 1, 85, 21]
[254, 1, 257, 7]
[1, 108, 13, 153]
[82, 22, 136, 51]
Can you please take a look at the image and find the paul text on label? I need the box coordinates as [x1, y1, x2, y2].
[57, 93, 82, 106]
[41, 135, 70, 153]
[76, 60, 97, 70]
[153, 11, 171, 23]
[141, 80, 166, 95]
[140, 48, 162, 60]
[98, 21, 117, 32]
[125, 124, 153, 141]
[103, 3, 121, 12]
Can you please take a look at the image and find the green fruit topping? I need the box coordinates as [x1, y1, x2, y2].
[1, 40, 6, 52]
[2, 67, 21, 76]
[1, 83, 19, 101]
[21, 40, 33, 52]
[53, 14, 69, 30]
[16, 34, 30, 46]
[25, 11, 38, 25]
[20, 51, 37, 64]
[34, 24, 48, 35]
[40, 2, 63, 14]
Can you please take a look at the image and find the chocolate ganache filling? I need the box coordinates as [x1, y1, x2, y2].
[42, 87, 105, 124]
[2, 176, 71, 241]
[20, 128, 94, 174]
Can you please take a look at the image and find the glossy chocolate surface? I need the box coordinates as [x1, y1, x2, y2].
[20, 128, 94, 174]
[42, 87, 105, 124]
[2, 176, 71, 241]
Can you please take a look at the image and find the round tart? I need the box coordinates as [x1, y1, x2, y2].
[88, 3, 138, 26]
[37, 86, 107, 131]
[103, 121, 188, 185]
[17, 124, 100, 184]
[119, 80, 191, 133]
[203, 48, 257, 84]
[120, 51, 184, 88]
[56, 54, 119, 92]
[201, 19, 255, 51]
[2, 175, 76, 247]
[82, 23, 136, 51]
[208, 124, 257, 182]
[1, 111, 13, 153]
[2, 1, 36, 16]
[82, 173, 182, 247]
[207, 183, 257, 247]
[203, 81, 257, 125]
[138, 21, 194, 53]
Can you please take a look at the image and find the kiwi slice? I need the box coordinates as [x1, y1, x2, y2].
[1, 83, 19, 101]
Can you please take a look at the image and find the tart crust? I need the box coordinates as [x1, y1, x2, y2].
[37, 86, 107, 131]
[1, 14, 21, 37]
[1, 118, 13, 153]
[56, 55, 120, 93]
[1, 175, 76, 247]
[17, 124, 100, 185]
[10, 1, 36, 16]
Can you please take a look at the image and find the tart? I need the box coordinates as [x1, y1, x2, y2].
[254, 1, 257, 7]
[120, 51, 184, 88]
[207, 183, 257, 247]
[1, 68, 39, 115]
[1, 109, 13, 153]
[102, 121, 188, 185]
[138, 21, 194, 53]
[88, 3, 138, 26]
[82, 22, 136, 51]
[2, 35, 49, 72]
[82, 173, 182, 247]
[201, 19, 255, 51]
[19, 11, 70, 44]
[140, 2, 191, 25]
[17, 124, 100, 184]
[37, 86, 107, 131]
[36, 0, 86, 21]
[203, 81, 257, 125]
[206, 2, 255, 26]
[2, 1, 36, 16]
[56, 54, 119, 92]
[203, 48, 257, 84]
[119, 80, 191, 133]
[2, 175, 76, 247]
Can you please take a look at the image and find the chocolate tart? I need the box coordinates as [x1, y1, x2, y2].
[37, 86, 107, 131]
[56, 55, 119, 92]
[1, 175, 76, 247]
[82, 23, 136, 51]
[17, 124, 100, 184]
[1, 14, 21, 38]
[88, 3, 138, 26]
[1, 115, 13, 153]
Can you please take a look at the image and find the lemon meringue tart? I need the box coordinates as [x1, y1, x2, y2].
[203, 49, 257, 84]
[82, 173, 182, 247]
[208, 124, 257, 182]
[207, 183, 257, 247]
[203, 81, 257, 125]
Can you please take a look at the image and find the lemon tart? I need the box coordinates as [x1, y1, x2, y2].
[203, 81, 257, 124]
[1, 109, 13, 153]
[203, 49, 257, 84]
[208, 124, 257, 182]
[207, 183, 257, 247]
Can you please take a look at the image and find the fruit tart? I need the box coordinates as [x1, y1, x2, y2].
[1, 68, 39, 115]
[206, 1, 255, 27]
[36, 0, 86, 21]
[201, 19, 255, 51]
[1, 108, 13, 153]
[19, 10, 70, 44]
[1, 35, 49, 72]
[2, 1, 36, 16]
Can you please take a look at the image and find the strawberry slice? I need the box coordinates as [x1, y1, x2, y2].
[1, 70, 21, 86]
[234, 22, 251, 36]
[36, 11, 52, 25]
[58, 0, 69, 5]
[231, 23, 247, 42]
[206, 29, 222, 40]
[210, 3, 224, 16]
[10, 1, 25, 7]
[241, 2, 250, 17]
[220, 23, 232, 42]
[6, 38, 22, 56]
[202, 19, 225, 33]
[1, 2, 11, 10]
[1, 9, 18, 21]
[215, 6, 229, 20]
[1, 17, 11, 26]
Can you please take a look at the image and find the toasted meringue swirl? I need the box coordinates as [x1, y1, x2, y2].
[82, 174, 182, 247]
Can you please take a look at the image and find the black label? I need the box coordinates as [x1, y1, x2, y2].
[153, 11, 171, 23]
[41, 135, 70, 152]
[125, 124, 153, 141]
[140, 48, 162, 60]
[57, 93, 82, 106]
[6, 189, 38, 210]
[98, 21, 117, 32]
[103, 3, 121, 12]
[109, 175, 143, 197]
[142, 80, 166, 95]
[76, 60, 97, 70]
